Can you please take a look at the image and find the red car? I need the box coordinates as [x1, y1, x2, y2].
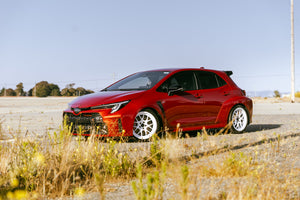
[63, 68, 252, 140]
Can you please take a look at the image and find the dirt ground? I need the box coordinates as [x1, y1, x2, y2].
[0, 97, 299, 199]
[0, 96, 300, 139]
[0, 97, 75, 139]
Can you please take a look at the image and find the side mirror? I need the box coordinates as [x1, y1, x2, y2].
[168, 85, 183, 96]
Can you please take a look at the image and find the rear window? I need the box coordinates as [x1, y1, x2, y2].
[196, 71, 227, 89]
[216, 75, 227, 87]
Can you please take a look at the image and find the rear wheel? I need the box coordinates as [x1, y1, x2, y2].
[133, 110, 160, 140]
[228, 105, 248, 133]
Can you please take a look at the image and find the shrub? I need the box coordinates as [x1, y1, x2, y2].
[273, 90, 281, 98]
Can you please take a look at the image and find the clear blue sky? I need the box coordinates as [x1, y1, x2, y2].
[0, 0, 299, 94]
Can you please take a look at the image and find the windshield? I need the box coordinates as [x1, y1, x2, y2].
[103, 71, 170, 91]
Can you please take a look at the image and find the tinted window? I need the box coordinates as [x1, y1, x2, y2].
[216, 75, 227, 87]
[158, 71, 197, 92]
[196, 71, 226, 89]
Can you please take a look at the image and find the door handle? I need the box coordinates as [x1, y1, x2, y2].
[223, 92, 230, 96]
[194, 93, 203, 98]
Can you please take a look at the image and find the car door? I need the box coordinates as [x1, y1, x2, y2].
[157, 71, 205, 129]
[195, 71, 232, 124]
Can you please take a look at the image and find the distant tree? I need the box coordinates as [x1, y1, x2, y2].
[0, 88, 5, 96]
[86, 89, 94, 94]
[61, 83, 75, 96]
[49, 83, 61, 96]
[61, 88, 69, 96]
[15, 82, 24, 96]
[35, 81, 51, 97]
[61, 84, 94, 96]
[75, 87, 94, 96]
[76, 87, 86, 96]
[50, 89, 61, 96]
[30, 82, 62, 97]
[5, 88, 16, 96]
[273, 90, 281, 98]
[28, 88, 33, 96]
[66, 83, 75, 89]
[69, 88, 76, 96]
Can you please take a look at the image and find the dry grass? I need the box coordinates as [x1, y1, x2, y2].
[0, 124, 135, 199]
[0, 122, 299, 200]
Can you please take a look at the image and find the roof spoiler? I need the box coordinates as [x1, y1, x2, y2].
[224, 71, 233, 76]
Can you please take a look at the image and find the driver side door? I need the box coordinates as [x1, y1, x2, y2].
[157, 71, 204, 129]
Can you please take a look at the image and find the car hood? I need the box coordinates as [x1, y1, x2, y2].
[69, 90, 146, 108]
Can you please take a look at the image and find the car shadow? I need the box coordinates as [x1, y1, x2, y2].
[181, 124, 282, 138]
[245, 124, 282, 133]
[103, 124, 283, 143]
[179, 132, 300, 161]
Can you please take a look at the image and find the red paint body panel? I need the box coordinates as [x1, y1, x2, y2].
[63, 68, 253, 137]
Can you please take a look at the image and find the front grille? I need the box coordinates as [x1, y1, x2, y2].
[64, 113, 108, 135]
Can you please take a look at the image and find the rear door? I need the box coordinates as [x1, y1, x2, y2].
[195, 71, 232, 124]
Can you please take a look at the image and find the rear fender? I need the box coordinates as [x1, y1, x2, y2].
[215, 96, 253, 124]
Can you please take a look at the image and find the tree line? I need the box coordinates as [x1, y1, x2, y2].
[0, 81, 94, 97]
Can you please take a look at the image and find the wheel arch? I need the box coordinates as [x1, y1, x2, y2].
[140, 107, 164, 130]
[216, 96, 252, 125]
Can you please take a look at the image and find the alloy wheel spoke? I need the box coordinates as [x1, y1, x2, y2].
[232, 107, 247, 132]
[133, 111, 158, 139]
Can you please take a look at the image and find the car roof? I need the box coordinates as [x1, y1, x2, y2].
[144, 67, 230, 75]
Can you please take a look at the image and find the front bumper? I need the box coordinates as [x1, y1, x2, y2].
[63, 111, 128, 137]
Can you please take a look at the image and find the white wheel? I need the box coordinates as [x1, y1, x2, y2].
[133, 110, 159, 140]
[229, 106, 248, 133]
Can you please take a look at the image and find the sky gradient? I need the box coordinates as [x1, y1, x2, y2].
[0, 0, 299, 94]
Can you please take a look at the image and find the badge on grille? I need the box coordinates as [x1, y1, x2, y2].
[74, 108, 81, 114]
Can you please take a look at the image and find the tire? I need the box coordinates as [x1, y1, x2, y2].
[228, 105, 248, 133]
[133, 110, 160, 140]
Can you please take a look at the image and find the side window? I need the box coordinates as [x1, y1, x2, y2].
[158, 71, 197, 92]
[216, 75, 227, 87]
[196, 71, 226, 89]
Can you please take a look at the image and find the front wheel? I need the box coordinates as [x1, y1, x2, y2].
[133, 110, 160, 140]
[228, 105, 248, 133]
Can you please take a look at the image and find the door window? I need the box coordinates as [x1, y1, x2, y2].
[159, 71, 197, 92]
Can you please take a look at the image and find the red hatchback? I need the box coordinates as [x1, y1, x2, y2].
[63, 68, 252, 140]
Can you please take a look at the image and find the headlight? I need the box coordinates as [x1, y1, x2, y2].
[91, 100, 130, 113]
